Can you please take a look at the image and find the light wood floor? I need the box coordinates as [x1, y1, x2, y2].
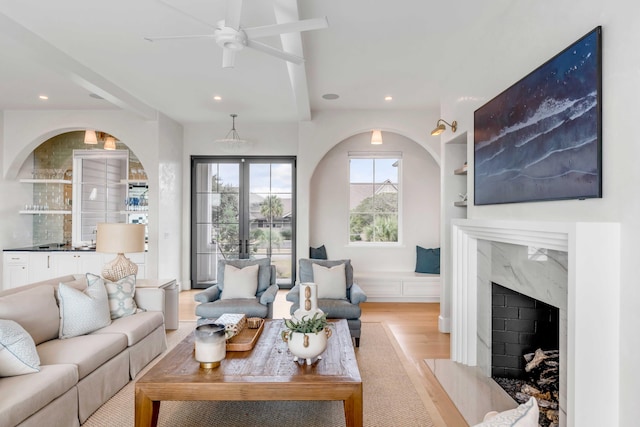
[179, 290, 468, 427]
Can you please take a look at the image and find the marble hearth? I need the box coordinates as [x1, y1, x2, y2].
[443, 219, 620, 427]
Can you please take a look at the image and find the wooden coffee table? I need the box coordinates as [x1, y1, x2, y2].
[135, 319, 362, 427]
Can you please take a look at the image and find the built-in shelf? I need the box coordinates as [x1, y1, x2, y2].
[454, 167, 468, 175]
[454, 201, 467, 207]
[20, 210, 72, 215]
[119, 210, 149, 214]
[20, 179, 72, 184]
[120, 179, 148, 185]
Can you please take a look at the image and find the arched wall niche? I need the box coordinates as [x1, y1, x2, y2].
[308, 130, 441, 272]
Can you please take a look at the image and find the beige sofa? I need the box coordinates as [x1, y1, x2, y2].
[0, 275, 167, 427]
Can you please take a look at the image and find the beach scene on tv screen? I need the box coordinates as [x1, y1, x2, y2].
[474, 28, 601, 205]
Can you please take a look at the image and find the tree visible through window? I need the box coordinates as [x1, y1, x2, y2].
[349, 156, 400, 243]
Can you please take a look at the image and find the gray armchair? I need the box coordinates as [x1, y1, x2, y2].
[194, 258, 279, 320]
[286, 258, 367, 347]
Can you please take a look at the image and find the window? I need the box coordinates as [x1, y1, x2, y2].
[349, 154, 401, 243]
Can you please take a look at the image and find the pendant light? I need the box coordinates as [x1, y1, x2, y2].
[215, 114, 252, 153]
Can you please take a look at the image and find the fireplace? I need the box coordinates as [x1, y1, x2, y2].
[447, 219, 620, 427]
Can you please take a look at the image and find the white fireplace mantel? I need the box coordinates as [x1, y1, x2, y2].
[450, 219, 620, 427]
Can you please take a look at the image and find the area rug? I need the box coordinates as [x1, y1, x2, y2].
[84, 322, 440, 426]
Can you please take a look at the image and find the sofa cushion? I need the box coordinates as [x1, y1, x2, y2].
[88, 273, 138, 319]
[299, 259, 354, 288]
[220, 264, 259, 299]
[0, 320, 40, 377]
[0, 285, 60, 345]
[58, 276, 111, 339]
[311, 263, 347, 299]
[92, 311, 164, 346]
[37, 333, 127, 379]
[0, 364, 77, 427]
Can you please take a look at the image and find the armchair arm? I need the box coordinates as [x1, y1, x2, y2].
[194, 285, 221, 303]
[286, 284, 301, 304]
[349, 283, 367, 305]
[260, 284, 279, 305]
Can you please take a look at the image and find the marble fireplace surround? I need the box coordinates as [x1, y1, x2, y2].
[450, 219, 620, 427]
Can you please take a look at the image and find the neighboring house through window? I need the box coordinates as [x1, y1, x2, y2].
[349, 153, 401, 243]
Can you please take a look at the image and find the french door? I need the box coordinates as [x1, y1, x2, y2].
[191, 156, 296, 289]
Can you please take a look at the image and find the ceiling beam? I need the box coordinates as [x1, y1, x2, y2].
[0, 12, 158, 120]
[273, 0, 311, 122]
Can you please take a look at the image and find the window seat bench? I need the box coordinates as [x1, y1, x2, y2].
[353, 271, 440, 302]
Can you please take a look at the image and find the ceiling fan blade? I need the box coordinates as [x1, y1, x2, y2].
[243, 17, 329, 39]
[222, 49, 236, 69]
[225, 0, 243, 30]
[144, 34, 215, 42]
[246, 40, 304, 64]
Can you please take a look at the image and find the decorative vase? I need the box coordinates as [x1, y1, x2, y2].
[282, 327, 332, 365]
[292, 282, 324, 320]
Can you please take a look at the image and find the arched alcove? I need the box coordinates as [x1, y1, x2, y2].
[19, 130, 148, 246]
[309, 131, 440, 272]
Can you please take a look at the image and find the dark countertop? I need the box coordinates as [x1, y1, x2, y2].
[3, 243, 96, 252]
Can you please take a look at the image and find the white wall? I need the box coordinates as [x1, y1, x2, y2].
[436, 1, 640, 423]
[310, 131, 440, 273]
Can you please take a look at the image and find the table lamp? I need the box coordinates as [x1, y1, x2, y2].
[96, 223, 146, 281]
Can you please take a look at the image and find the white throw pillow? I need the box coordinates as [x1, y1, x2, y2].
[0, 319, 41, 377]
[58, 274, 112, 339]
[220, 264, 259, 299]
[89, 273, 138, 319]
[312, 262, 347, 299]
[472, 397, 539, 427]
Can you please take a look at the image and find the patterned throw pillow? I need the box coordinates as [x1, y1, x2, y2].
[0, 319, 40, 377]
[89, 273, 138, 319]
[58, 274, 111, 339]
[472, 397, 539, 427]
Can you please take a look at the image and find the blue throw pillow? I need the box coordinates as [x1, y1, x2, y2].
[309, 245, 328, 260]
[415, 246, 440, 274]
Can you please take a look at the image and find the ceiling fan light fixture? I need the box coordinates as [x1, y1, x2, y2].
[431, 119, 457, 136]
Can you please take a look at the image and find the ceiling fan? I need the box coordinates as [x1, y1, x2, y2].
[145, 0, 329, 68]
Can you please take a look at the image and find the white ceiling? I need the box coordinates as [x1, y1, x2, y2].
[0, 0, 511, 124]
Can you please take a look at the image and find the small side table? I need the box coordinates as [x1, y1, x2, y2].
[136, 278, 179, 330]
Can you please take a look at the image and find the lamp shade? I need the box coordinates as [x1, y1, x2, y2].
[84, 130, 98, 144]
[96, 223, 145, 254]
[103, 136, 117, 150]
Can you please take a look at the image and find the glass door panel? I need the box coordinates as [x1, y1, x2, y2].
[192, 157, 295, 289]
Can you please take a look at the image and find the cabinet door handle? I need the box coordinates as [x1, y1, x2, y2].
[47, 255, 50, 269]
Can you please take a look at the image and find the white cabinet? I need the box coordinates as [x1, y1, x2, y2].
[28, 253, 57, 283]
[2, 253, 29, 289]
[354, 272, 440, 302]
[53, 252, 103, 276]
[2, 251, 146, 290]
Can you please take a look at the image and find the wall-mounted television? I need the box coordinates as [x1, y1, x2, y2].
[474, 26, 602, 205]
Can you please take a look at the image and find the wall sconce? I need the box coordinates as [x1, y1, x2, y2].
[84, 130, 98, 144]
[370, 130, 383, 145]
[431, 119, 457, 136]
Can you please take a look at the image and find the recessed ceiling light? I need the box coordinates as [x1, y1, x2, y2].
[213, 95, 222, 101]
[322, 93, 339, 100]
[384, 96, 393, 101]
[39, 95, 48, 100]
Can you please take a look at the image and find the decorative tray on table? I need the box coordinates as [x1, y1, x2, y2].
[225, 319, 265, 351]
